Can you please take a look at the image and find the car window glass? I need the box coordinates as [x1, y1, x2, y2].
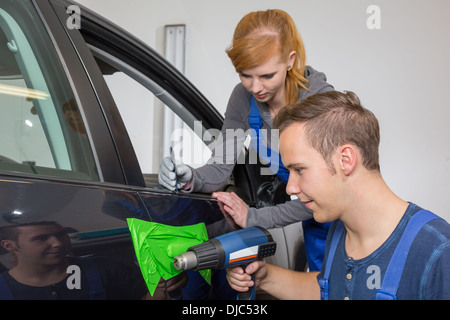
[0, 1, 99, 181]
[87, 46, 212, 184]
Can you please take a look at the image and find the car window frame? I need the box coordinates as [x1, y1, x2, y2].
[29, 0, 128, 185]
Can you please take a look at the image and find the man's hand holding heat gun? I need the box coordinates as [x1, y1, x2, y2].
[226, 260, 321, 300]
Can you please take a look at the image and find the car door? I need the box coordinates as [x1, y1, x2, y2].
[0, 0, 149, 297]
[0, 0, 139, 258]
[0, 0, 231, 299]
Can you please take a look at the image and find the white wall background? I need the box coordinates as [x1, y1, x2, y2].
[77, 0, 450, 221]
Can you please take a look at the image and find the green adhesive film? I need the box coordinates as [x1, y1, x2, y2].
[127, 218, 211, 296]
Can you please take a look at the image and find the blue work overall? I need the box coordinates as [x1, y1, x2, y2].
[249, 95, 331, 271]
[319, 209, 441, 300]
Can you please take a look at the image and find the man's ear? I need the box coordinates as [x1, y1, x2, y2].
[339, 145, 357, 176]
[1, 240, 17, 252]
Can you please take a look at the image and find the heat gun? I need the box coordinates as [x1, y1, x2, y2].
[173, 226, 277, 300]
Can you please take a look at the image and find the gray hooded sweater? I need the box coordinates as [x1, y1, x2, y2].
[190, 66, 334, 230]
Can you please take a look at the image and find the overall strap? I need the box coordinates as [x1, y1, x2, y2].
[248, 95, 290, 183]
[248, 94, 263, 130]
[319, 221, 345, 300]
[248, 95, 266, 160]
[375, 209, 441, 300]
[79, 257, 106, 300]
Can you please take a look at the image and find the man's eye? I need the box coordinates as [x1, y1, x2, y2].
[32, 235, 49, 242]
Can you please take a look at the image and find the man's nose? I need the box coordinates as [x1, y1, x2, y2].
[286, 175, 301, 196]
[48, 235, 63, 247]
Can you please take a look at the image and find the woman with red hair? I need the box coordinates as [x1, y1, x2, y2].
[159, 9, 333, 272]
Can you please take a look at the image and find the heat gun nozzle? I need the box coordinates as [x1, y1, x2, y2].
[173, 251, 198, 270]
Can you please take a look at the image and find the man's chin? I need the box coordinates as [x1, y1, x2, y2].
[311, 211, 330, 224]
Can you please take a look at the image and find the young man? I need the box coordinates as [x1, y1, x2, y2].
[226, 91, 450, 300]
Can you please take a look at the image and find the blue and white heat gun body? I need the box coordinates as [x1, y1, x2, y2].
[173, 227, 277, 300]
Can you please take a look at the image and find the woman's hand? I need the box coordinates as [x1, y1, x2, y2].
[212, 191, 248, 228]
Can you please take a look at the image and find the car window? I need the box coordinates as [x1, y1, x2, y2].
[0, 1, 99, 181]
[87, 45, 212, 184]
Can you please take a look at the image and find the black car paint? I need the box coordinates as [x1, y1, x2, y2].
[0, 0, 246, 292]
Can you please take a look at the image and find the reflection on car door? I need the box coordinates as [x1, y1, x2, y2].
[0, 0, 227, 300]
[0, 0, 156, 299]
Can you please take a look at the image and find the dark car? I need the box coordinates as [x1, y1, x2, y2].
[0, 0, 303, 300]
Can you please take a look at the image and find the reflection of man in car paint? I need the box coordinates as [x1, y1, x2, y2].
[1, 222, 71, 278]
[0, 221, 185, 299]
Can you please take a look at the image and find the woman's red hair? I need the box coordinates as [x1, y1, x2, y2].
[226, 9, 309, 104]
